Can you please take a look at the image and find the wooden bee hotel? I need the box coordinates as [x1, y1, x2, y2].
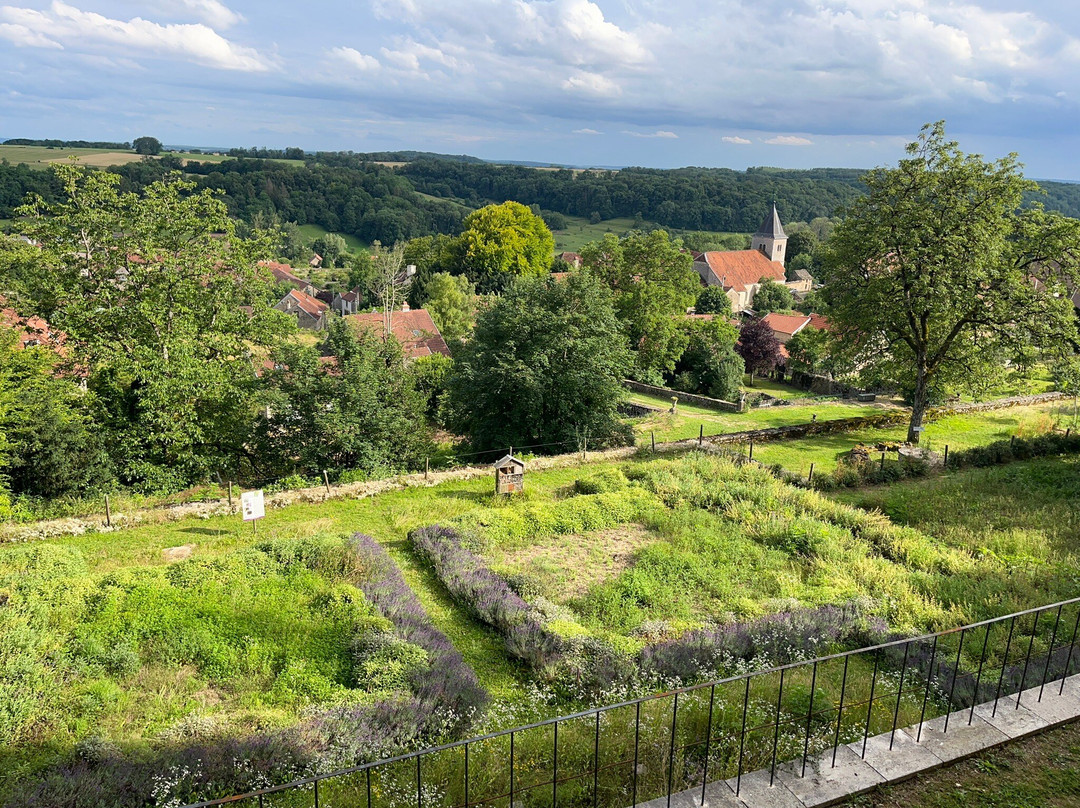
[494, 454, 525, 495]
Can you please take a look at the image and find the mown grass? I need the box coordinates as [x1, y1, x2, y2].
[750, 403, 1069, 477]
[295, 223, 370, 253]
[628, 391, 894, 443]
[841, 718, 1080, 808]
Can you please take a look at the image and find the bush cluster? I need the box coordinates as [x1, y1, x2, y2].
[949, 431, 1080, 470]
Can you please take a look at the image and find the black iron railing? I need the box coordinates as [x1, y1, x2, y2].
[182, 597, 1080, 808]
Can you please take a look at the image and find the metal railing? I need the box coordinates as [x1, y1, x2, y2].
[181, 596, 1080, 808]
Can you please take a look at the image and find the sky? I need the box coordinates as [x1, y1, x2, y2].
[2, 0, 1080, 178]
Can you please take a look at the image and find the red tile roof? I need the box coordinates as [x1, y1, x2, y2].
[762, 312, 812, 337]
[806, 312, 831, 331]
[698, 250, 785, 293]
[283, 288, 329, 317]
[260, 260, 317, 291]
[347, 309, 451, 359]
[0, 300, 67, 352]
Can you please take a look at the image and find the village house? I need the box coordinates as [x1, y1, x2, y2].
[274, 288, 329, 330]
[331, 288, 363, 316]
[259, 260, 320, 297]
[559, 251, 583, 268]
[346, 306, 451, 360]
[692, 205, 813, 312]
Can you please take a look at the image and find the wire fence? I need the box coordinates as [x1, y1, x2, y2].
[180, 596, 1080, 808]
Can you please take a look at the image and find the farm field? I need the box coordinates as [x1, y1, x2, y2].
[4, 446, 1080, 806]
[0, 144, 304, 169]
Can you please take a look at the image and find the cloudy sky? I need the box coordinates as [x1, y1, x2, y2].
[2, 0, 1080, 177]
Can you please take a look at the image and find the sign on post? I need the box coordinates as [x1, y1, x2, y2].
[241, 489, 265, 531]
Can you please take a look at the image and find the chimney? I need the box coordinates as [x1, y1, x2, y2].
[401, 302, 410, 312]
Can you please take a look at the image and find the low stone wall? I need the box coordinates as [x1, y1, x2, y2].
[622, 380, 741, 412]
[619, 401, 663, 418]
[943, 391, 1065, 414]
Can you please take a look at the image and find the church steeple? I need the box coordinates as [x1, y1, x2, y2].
[751, 203, 788, 266]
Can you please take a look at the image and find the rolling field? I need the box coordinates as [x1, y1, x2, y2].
[296, 222, 369, 253]
[0, 144, 301, 169]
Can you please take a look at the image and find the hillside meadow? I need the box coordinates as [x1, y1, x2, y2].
[3, 443, 1080, 805]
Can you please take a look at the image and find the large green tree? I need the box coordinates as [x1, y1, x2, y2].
[424, 272, 475, 345]
[255, 318, 432, 477]
[0, 328, 110, 498]
[752, 277, 795, 314]
[823, 122, 1080, 443]
[11, 164, 290, 490]
[581, 230, 700, 383]
[445, 274, 632, 452]
[669, 317, 743, 401]
[451, 201, 554, 290]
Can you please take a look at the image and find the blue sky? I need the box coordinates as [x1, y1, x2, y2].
[2, 0, 1080, 178]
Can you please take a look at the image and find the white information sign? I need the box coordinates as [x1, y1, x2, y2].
[241, 489, 265, 522]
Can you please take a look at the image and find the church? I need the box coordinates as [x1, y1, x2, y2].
[692, 205, 813, 313]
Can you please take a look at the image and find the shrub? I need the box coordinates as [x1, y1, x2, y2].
[573, 468, 629, 495]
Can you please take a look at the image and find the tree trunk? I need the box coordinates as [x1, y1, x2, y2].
[907, 367, 928, 445]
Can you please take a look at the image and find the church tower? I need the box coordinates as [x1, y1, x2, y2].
[751, 204, 788, 266]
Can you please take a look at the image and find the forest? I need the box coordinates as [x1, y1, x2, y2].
[4, 150, 1080, 243]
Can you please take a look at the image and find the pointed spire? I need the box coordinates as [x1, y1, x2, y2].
[754, 204, 786, 239]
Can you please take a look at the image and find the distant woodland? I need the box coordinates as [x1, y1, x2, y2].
[3, 150, 1080, 243]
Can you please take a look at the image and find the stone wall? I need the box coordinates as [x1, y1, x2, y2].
[622, 380, 741, 412]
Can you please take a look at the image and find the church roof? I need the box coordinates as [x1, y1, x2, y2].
[754, 204, 787, 239]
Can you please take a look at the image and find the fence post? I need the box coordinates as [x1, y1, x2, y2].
[808, 463, 815, 483]
[748, 439, 754, 462]
[227, 481, 233, 510]
[323, 470, 331, 495]
[425, 458, 430, 481]
[699, 424, 704, 446]
[943, 444, 949, 468]
[1011, 435, 1016, 450]
[104, 494, 112, 528]
[880, 451, 886, 471]
[1068, 428, 1072, 439]
[582, 436, 587, 461]
[651, 431, 656, 452]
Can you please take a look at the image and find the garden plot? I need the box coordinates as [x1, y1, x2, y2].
[0, 534, 486, 807]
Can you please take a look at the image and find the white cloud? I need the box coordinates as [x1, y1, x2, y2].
[329, 47, 379, 72]
[573, 128, 602, 135]
[621, 130, 677, 138]
[563, 72, 620, 96]
[0, 1, 271, 71]
[722, 136, 751, 145]
[0, 21, 61, 48]
[764, 135, 813, 146]
[171, 0, 243, 29]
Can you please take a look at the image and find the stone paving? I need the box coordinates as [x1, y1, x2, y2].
[638, 673, 1080, 808]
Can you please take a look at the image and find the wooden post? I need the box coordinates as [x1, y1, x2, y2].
[104, 494, 112, 528]
[227, 481, 233, 510]
[808, 463, 815, 483]
[582, 436, 587, 460]
[1010, 435, 1016, 450]
[1067, 429, 1072, 439]
[699, 424, 704, 446]
[880, 452, 886, 471]
[943, 445, 949, 468]
[323, 470, 331, 495]
[651, 431, 656, 452]
[425, 458, 430, 480]
[749, 440, 754, 462]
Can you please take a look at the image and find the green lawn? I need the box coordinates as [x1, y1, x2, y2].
[841, 716, 1080, 808]
[741, 375, 816, 399]
[627, 389, 893, 443]
[750, 402, 1068, 477]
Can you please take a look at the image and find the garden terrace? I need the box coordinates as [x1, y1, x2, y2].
[3, 449, 1080, 806]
